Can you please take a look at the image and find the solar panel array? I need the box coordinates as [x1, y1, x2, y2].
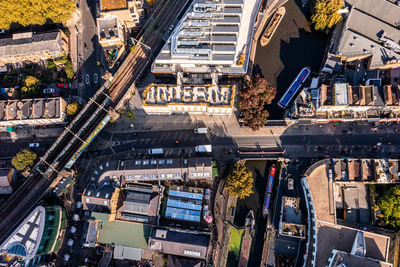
[165, 207, 201, 222]
[167, 199, 202, 211]
[166, 189, 204, 222]
[169, 190, 203, 200]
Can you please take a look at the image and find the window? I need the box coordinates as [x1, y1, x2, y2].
[135, 160, 141, 165]
[152, 174, 157, 179]
[167, 159, 173, 164]
[127, 175, 133, 180]
[167, 173, 173, 178]
[144, 174, 149, 179]
[135, 175, 141, 179]
[151, 160, 157, 165]
[204, 172, 210, 177]
[159, 160, 165, 164]
[192, 173, 197, 177]
[143, 160, 149, 165]
[104, 200, 108, 205]
[175, 173, 181, 178]
[160, 174, 165, 178]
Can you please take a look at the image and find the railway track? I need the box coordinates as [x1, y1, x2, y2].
[0, 0, 190, 243]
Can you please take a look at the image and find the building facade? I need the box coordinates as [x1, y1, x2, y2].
[152, 0, 261, 76]
[0, 97, 67, 128]
[143, 84, 235, 115]
[0, 30, 69, 67]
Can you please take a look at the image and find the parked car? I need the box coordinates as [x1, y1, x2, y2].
[57, 83, 71, 88]
[29, 143, 40, 148]
[43, 88, 55, 94]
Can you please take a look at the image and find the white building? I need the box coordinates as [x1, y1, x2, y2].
[152, 0, 260, 76]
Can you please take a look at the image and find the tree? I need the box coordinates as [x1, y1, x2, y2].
[66, 102, 81, 117]
[21, 76, 41, 97]
[225, 162, 254, 199]
[0, 0, 75, 30]
[12, 149, 37, 171]
[64, 60, 74, 80]
[125, 110, 135, 120]
[311, 0, 343, 31]
[239, 75, 276, 131]
[146, 0, 157, 6]
[376, 186, 400, 228]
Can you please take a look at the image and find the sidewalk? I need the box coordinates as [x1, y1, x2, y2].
[0, 127, 64, 141]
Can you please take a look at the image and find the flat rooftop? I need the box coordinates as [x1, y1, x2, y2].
[92, 212, 151, 249]
[306, 164, 335, 223]
[144, 84, 233, 106]
[152, 0, 261, 74]
[317, 221, 390, 267]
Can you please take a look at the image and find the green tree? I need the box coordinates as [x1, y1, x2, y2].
[46, 60, 57, 71]
[311, 0, 343, 31]
[125, 110, 135, 120]
[66, 101, 81, 117]
[64, 60, 74, 80]
[21, 75, 41, 97]
[0, 0, 75, 29]
[377, 186, 400, 228]
[239, 75, 276, 131]
[225, 162, 254, 199]
[12, 149, 37, 171]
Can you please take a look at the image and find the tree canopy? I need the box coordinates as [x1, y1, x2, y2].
[311, 0, 343, 31]
[21, 75, 41, 97]
[12, 149, 37, 171]
[66, 102, 81, 117]
[239, 75, 276, 131]
[225, 162, 254, 199]
[376, 185, 400, 228]
[0, 0, 75, 29]
[125, 110, 135, 120]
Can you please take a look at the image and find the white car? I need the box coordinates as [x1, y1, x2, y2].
[43, 88, 55, 94]
[29, 143, 40, 148]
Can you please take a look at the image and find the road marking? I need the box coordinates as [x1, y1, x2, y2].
[94, 73, 98, 84]
[85, 74, 90, 85]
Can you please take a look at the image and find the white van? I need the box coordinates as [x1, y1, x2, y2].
[194, 127, 208, 134]
[148, 148, 164, 155]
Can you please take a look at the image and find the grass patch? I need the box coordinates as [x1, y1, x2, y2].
[228, 226, 244, 265]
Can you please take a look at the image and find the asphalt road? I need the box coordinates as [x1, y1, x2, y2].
[0, 139, 56, 159]
[88, 121, 400, 159]
[80, 0, 103, 99]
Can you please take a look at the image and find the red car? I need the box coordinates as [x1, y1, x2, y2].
[57, 83, 69, 88]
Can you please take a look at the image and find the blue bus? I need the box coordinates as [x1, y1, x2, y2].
[278, 67, 311, 109]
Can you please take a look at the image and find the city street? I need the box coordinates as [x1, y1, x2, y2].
[79, 0, 103, 99]
[84, 121, 400, 161]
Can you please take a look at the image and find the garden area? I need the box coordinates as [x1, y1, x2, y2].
[0, 55, 74, 100]
[227, 226, 244, 266]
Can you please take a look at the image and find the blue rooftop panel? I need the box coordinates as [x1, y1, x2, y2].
[167, 199, 202, 211]
[168, 190, 203, 200]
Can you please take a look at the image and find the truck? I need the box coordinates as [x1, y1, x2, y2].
[194, 127, 208, 134]
[195, 145, 212, 153]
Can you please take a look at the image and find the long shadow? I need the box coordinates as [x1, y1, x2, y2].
[254, 0, 328, 119]
[234, 160, 272, 267]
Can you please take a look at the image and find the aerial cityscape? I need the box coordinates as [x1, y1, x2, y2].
[0, 0, 399, 266]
